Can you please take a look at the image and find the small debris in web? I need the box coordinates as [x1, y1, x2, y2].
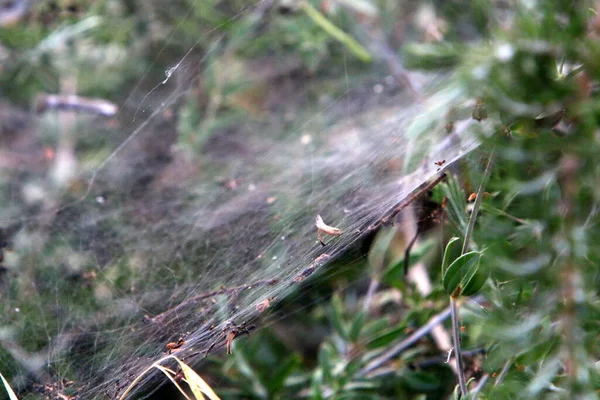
[472, 98, 487, 122]
[315, 215, 342, 246]
[467, 192, 491, 202]
[216, 177, 241, 190]
[205, 321, 255, 357]
[165, 337, 186, 354]
[256, 296, 276, 312]
[435, 159, 446, 166]
[294, 253, 331, 283]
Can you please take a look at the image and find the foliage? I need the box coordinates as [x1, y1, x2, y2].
[1, 1, 600, 400]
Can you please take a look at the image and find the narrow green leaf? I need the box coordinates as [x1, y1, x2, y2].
[442, 251, 485, 297]
[441, 237, 461, 277]
[368, 226, 398, 272]
[402, 42, 462, 70]
[299, 1, 372, 62]
[366, 325, 406, 349]
[349, 311, 366, 342]
[266, 354, 301, 393]
[329, 295, 349, 340]
[402, 371, 441, 391]
[311, 369, 324, 400]
[318, 344, 334, 384]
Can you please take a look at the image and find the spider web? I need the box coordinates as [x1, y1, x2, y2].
[0, 1, 490, 399]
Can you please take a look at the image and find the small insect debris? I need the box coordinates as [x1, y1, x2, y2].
[216, 177, 241, 190]
[204, 321, 256, 357]
[315, 215, 342, 246]
[467, 192, 491, 202]
[293, 253, 331, 283]
[165, 337, 186, 354]
[293, 266, 315, 283]
[256, 297, 276, 312]
[434, 159, 446, 166]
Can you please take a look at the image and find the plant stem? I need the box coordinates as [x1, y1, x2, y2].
[461, 148, 495, 254]
[358, 295, 483, 376]
[450, 297, 468, 396]
[453, 148, 496, 397]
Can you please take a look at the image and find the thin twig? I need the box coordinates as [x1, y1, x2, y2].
[363, 278, 380, 312]
[358, 295, 483, 376]
[410, 347, 485, 369]
[403, 206, 455, 373]
[461, 149, 495, 254]
[494, 359, 512, 387]
[359, 306, 451, 376]
[471, 374, 490, 398]
[450, 297, 468, 395]
[454, 148, 496, 397]
[404, 224, 422, 276]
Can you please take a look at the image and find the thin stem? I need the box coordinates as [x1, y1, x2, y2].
[471, 374, 490, 398]
[494, 359, 512, 387]
[363, 278, 380, 312]
[453, 148, 496, 397]
[450, 297, 468, 396]
[461, 148, 495, 254]
[358, 295, 483, 376]
[360, 306, 451, 376]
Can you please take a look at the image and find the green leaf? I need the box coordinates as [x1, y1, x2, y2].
[348, 311, 366, 342]
[311, 369, 324, 400]
[266, 354, 302, 393]
[402, 371, 441, 391]
[442, 251, 487, 297]
[231, 348, 268, 398]
[329, 295, 349, 340]
[402, 42, 462, 70]
[318, 344, 334, 384]
[366, 325, 406, 349]
[441, 237, 461, 278]
[299, 1, 372, 62]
